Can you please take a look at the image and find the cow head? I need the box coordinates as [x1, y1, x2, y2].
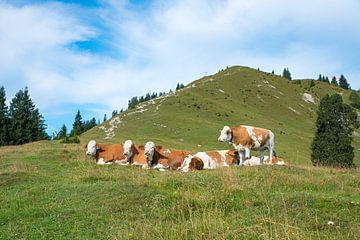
[85, 140, 97, 156]
[144, 141, 156, 166]
[123, 140, 134, 161]
[218, 126, 232, 142]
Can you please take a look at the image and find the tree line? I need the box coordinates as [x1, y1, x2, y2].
[0, 86, 48, 146]
[127, 82, 185, 109]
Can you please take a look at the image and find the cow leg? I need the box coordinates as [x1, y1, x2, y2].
[245, 147, 251, 159]
[259, 149, 265, 165]
[269, 147, 273, 165]
[238, 150, 245, 165]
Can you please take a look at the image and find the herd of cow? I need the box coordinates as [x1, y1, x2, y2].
[84, 124, 288, 172]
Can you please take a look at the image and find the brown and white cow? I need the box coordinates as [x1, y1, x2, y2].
[242, 155, 288, 166]
[84, 140, 126, 165]
[179, 150, 238, 172]
[122, 140, 148, 167]
[218, 125, 276, 165]
[144, 141, 192, 171]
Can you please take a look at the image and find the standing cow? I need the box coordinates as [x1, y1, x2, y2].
[218, 125, 276, 165]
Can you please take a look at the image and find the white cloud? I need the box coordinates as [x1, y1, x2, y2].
[0, 0, 359, 132]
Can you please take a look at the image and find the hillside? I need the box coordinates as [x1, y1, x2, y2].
[82, 66, 360, 165]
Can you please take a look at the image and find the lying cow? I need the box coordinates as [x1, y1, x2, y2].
[121, 139, 148, 167]
[242, 155, 288, 166]
[179, 150, 238, 172]
[144, 141, 192, 171]
[84, 140, 126, 165]
[218, 125, 276, 165]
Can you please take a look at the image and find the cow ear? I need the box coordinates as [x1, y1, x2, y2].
[138, 145, 145, 150]
[96, 144, 104, 151]
[83, 144, 87, 149]
[156, 146, 162, 151]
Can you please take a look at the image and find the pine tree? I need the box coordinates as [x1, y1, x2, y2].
[70, 110, 83, 136]
[56, 124, 67, 139]
[318, 74, 322, 81]
[282, 68, 292, 80]
[0, 86, 9, 146]
[112, 110, 118, 117]
[325, 76, 329, 83]
[331, 76, 338, 85]
[311, 94, 359, 167]
[349, 91, 360, 109]
[176, 83, 180, 90]
[338, 75, 350, 90]
[103, 114, 107, 122]
[8, 87, 48, 145]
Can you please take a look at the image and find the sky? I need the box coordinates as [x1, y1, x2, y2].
[1, 0, 359, 135]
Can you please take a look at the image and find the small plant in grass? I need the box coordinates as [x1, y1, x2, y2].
[311, 94, 359, 167]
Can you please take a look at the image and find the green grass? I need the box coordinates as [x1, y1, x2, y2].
[82, 66, 360, 166]
[1, 141, 360, 239]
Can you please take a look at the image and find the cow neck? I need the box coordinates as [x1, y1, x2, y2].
[150, 149, 167, 166]
[229, 131, 234, 143]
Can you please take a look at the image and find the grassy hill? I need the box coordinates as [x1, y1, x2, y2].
[1, 66, 359, 239]
[82, 66, 360, 165]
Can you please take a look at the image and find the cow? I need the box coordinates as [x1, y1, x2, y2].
[179, 150, 238, 172]
[84, 139, 126, 165]
[144, 141, 192, 171]
[218, 125, 276, 165]
[242, 155, 288, 166]
[122, 139, 148, 167]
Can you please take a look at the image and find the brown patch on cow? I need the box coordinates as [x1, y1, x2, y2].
[225, 150, 238, 165]
[95, 144, 125, 163]
[252, 127, 270, 146]
[151, 148, 192, 170]
[189, 156, 204, 171]
[230, 126, 252, 147]
[264, 156, 288, 165]
[206, 151, 223, 164]
[132, 145, 147, 165]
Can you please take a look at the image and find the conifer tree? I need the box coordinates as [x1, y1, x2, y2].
[331, 76, 338, 85]
[8, 87, 48, 145]
[349, 91, 360, 109]
[338, 75, 350, 90]
[0, 86, 9, 146]
[56, 124, 67, 139]
[70, 110, 83, 136]
[311, 94, 359, 167]
[103, 114, 107, 122]
[282, 68, 292, 80]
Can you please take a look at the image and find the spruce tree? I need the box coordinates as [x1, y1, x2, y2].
[70, 110, 83, 136]
[282, 68, 292, 80]
[331, 76, 338, 85]
[338, 75, 350, 90]
[8, 87, 48, 145]
[103, 114, 107, 122]
[56, 124, 67, 139]
[0, 86, 9, 146]
[349, 91, 360, 109]
[311, 94, 359, 167]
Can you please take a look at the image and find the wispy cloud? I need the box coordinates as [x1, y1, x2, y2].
[0, 0, 359, 133]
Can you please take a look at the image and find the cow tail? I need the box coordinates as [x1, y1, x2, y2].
[270, 131, 276, 157]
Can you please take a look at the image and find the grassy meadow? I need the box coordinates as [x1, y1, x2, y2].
[1, 141, 359, 239]
[1, 66, 360, 239]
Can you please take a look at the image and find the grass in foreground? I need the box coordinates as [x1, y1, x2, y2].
[1, 141, 360, 239]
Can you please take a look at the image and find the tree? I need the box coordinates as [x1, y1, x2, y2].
[112, 110, 118, 117]
[339, 75, 350, 90]
[349, 91, 360, 109]
[55, 124, 67, 140]
[8, 87, 48, 145]
[70, 110, 83, 137]
[331, 76, 338, 85]
[0, 86, 9, 146]
[325, 76, 329, 83]
[103, 114, 107, 122]
[282, 68, 292, 80]
[310, 80, 315, 88]
[311, 94, 359, 168]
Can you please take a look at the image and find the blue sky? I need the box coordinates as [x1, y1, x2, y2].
[0, 0, 359, 135]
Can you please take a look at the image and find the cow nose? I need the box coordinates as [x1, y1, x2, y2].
[218, 137, 222, 142]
